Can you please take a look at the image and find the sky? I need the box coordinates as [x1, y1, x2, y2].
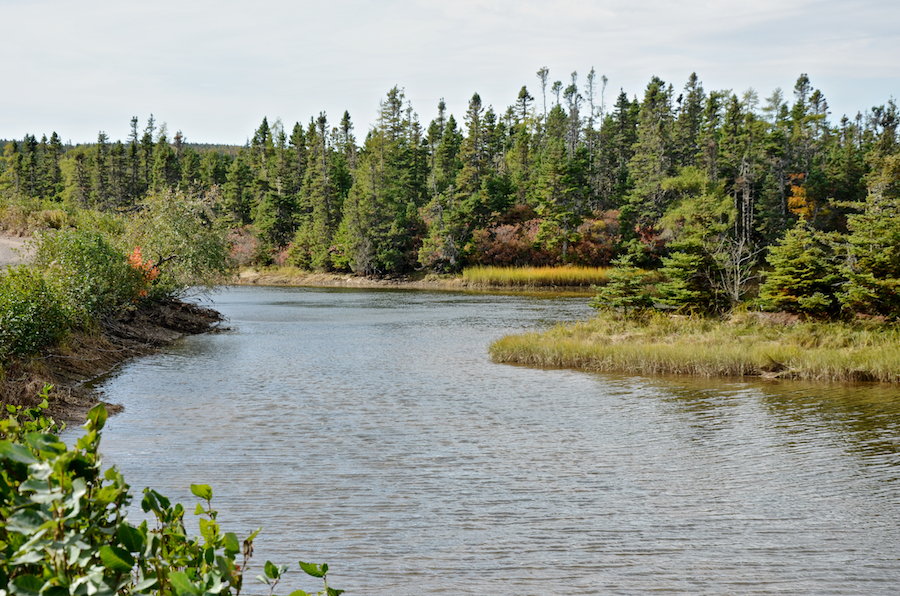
[3, 0, 898, 145]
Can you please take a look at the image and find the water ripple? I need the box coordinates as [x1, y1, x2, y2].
[70, 287, 900, 595]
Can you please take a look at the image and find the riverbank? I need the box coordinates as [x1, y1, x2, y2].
[0, 300, 225, 423]
[235, 266, 598, 294]
[490, 310, 900, 383]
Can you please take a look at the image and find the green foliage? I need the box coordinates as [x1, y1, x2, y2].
[0, 395, 340, 596]
[657, 241, 717, 312]
[32, 228, 148, 325]
[758, 221, 841, 316]
[124, 189, 233, 298]
[589, 254, 654, 314]
[839, 153, 900, 318]
[0, 267, 70, 361]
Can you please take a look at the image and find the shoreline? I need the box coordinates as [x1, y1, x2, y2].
[234, 267, 596, 295]
[0, 300, 225, 424]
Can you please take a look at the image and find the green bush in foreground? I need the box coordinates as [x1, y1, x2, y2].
[0, 391, 341, 596]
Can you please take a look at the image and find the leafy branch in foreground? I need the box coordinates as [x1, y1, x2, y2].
[0, 390, 341, 596]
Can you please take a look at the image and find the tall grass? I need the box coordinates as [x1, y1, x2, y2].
[462, 265, 610, 288]
[489, 310, 900, 383]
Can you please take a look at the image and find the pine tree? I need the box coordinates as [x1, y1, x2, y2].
[92, 131, 110, 207]
[622, 77, 675, 230]
[589, 254, 654, 315]
[758, 220, 840, 316]
[839, 153, 900, 317]
[223, 151, 252, 224]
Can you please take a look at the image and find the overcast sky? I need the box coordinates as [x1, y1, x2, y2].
[3, 0, 898, 145]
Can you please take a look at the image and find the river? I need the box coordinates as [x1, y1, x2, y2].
[69, 286, 900, 594]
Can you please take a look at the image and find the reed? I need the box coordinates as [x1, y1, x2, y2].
[462, 265, 610, 288]
[489, 310, 900, 383]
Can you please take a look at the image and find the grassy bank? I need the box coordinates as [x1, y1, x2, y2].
[490, 310, 900, 383]
[237, 265, 605, 293]
[461, 265, 610, 288]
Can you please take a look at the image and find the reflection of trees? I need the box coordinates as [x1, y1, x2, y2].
[653, 377, 900, 470]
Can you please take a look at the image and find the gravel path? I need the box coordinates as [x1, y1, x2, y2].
[0, 235, 31, 268]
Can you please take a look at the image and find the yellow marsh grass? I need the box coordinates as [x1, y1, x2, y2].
[462, 266, 610, 288]
[489, 311, 900, 383]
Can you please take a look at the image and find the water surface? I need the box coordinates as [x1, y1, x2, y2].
[73, 286, 900, 594]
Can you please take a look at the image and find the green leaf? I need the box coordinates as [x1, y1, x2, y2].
[264, 560, 281, 579]
[168, 571, 201, 596]
[10, 574, 44, 596]
[298, 561, 327, 578]
[288, 591, 310, 596]
[117, 524, 145, 553]
[6, 509, 48, 535]
[132, 577, 158, 592]
[224, 532, 240, 553]
[24, 432, 66, 456]
[0, 440, 38, 464]
[194, 502, 205, 515]
[86, 403, 107, 431]
[100, 545, 135, 573]
[327, 589, 344, 596]
[190, 483, 213, 500]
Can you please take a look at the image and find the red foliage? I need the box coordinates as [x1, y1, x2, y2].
[571, 211, 621, 266]
[227, 227, 259, 267]
[472, 219, 556, 266]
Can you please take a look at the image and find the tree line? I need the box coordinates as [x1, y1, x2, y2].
[2, 69, 899, 315]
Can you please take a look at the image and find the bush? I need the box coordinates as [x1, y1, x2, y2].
[0, 395, 341, 596]
[32, 229, 148, 326]
[124, 190, 233, 298]
[0, 266, 70, 361]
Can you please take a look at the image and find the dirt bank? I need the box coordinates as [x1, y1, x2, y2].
[0, 300, 225, 424]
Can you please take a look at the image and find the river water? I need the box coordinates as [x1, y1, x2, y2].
[70, 286, 900, 594]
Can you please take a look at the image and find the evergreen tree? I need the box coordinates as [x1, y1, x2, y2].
[223, 151, 253, 224]
[839, 153, 900, 317]
[589, 254, 654, 315]
[92, 131, 110, 207]
[758, 220, 840, 316]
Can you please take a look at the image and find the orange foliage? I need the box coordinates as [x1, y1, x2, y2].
[127, 247, 159, 297]
[787, 173, 813, 219]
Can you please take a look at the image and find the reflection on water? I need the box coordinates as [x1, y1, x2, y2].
[69, 286, 900, 595]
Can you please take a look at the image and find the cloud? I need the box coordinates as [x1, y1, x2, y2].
[2, 0, 897, 142]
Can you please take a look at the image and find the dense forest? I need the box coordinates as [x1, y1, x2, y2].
[2, 69, 899, 316]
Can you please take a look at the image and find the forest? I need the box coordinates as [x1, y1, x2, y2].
[2, 69, 899, 317]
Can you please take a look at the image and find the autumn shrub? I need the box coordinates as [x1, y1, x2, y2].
[570, 211, 620, 266]
[227, 227, 260, 267]
[471, 219, 556, 266]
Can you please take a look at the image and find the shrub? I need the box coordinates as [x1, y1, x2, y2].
[124, 190, 233, 298]
[0, 266, 70, 361]
[32, 229, 147, 326]
[0, 395, 342, 596]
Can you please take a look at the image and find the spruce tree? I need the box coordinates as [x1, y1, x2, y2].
[758, 220, 840, 316]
